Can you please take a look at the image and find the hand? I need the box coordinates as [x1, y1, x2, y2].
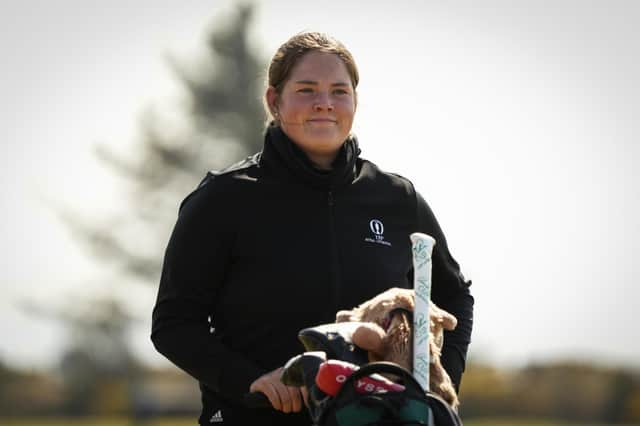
[249, 367, 305, 413]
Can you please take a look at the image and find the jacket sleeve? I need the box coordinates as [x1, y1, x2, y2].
[151, 177, 263, 404]
[414, 191, 474, 392]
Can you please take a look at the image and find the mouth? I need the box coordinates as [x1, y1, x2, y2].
[307, 118, 337, 124]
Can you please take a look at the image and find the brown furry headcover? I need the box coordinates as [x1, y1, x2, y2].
[336, 287, 460, 408]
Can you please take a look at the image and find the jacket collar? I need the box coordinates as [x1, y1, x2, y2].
[260, 123, 360, 190]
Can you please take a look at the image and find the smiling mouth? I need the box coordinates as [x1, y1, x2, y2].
[308, 118, 337, 123]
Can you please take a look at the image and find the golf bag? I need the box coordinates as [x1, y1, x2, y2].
[305, 360, 461, 426]
[244, 322, 463, 425]
[286, 322, 462, 426]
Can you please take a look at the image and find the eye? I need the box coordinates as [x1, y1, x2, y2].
[297, 87, 313, 93]
[334, 88, 349, 95]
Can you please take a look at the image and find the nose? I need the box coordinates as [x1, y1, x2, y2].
[313, 93, 334, 112]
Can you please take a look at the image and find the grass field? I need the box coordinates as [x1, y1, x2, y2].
[0, 418, 622, 426]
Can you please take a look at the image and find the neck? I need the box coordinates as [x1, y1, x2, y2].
[306, 153, 337, 171]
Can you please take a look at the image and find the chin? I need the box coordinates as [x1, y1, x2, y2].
[311, 131, 348, 145]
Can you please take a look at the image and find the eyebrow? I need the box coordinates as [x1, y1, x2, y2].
[294, 80, 351, 87]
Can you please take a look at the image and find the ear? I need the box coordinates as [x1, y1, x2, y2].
[265, 86, 279, 117]
[352, 323, 385, 352]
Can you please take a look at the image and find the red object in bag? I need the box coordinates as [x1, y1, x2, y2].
[315, 359, 405, 396]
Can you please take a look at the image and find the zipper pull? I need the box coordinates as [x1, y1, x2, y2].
[328, 191, 334, 206]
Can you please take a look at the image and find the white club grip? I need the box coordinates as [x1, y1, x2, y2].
[410, 232, 436, 391]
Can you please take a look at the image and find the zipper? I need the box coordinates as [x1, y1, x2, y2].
[327, 190, 341, 314]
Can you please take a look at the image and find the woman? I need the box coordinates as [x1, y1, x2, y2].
[152, 32, 473, 426]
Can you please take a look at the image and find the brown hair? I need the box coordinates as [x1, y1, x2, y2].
[264, 32, 359, 122]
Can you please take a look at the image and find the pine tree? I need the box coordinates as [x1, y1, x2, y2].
[25, 4, 267, 415]
[64, 3, 266, 284]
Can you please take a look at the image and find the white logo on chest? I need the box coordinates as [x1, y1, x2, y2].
[369, 219, 384, 235]
[365, 219, 392, 247]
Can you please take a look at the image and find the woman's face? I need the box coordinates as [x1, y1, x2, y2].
[267, 51, 357, 170]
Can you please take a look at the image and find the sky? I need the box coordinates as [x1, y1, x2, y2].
[1, 0, 638, 371]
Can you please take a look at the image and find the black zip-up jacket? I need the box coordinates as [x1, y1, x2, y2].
[151, 125, 474, 425]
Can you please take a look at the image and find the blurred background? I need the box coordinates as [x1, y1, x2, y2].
[1, 0, 639, 424]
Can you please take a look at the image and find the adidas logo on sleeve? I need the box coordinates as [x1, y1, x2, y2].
[209, 409, 224, 423]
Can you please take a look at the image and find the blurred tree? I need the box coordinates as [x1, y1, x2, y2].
[605, 369, 640, 423]
[622, 382, 640, 423]
[19, 2, 267, 417]
[458, 362, 513, 418]
[60, 0, 264, 413]
[22, 297, 139, 416]
[0, 358, 64, 416]
[61, 3, 266, 285]
[459, 361, 640, 424]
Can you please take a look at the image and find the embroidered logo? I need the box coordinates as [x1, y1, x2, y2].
[210, 409, 224, 423]
[365, 219, 392, 247]
[370, 219, 384, 235]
